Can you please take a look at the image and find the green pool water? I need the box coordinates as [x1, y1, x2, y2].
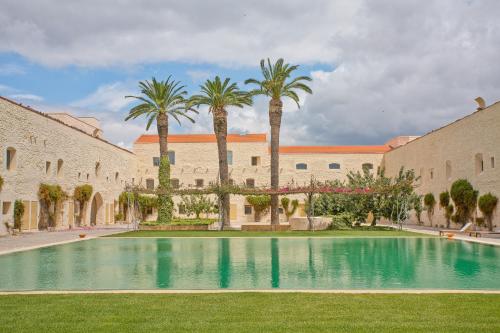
[0, 237, 499, 290]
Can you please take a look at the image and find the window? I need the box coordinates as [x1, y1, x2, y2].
[95, 162, 101, 177]
[227, 151, 233, 165]
[329, 163, 340, 170]
[115, 172, 119, 183]
[246, 178, 255, 188]
[146, 207, 153, 215]
[430, 168, 434, 180]
[78, 172, 81, 180]
[2, 201, 11, 215]
[475, 153, 484, 175]
[296, 163, 308, 170]
[279, 208, 284, 214]
[57, 159, 63, 177]
[178, 204, 186, 215]
[153, 157, 160, 166]
[362, 163, 373, 171]
[45, 161, 51, 175]
[195, 179, 204, 188]
[229, 179, 234, 186]
[491, 156, 495, 169]
[244, 205, 252, 215]
[86, 173, 90, 181]
[146, 178, 155, 190]
[445, 160, 452, 181]
[168, 151, 175, 165]
[171, 178, 180, 189]
[6, 147, 16, 171]
[251, 156, 260, 166]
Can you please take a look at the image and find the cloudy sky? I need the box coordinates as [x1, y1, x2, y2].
[1, 0, 499, 148]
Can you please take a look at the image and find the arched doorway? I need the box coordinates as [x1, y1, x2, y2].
[90, 192, 103, 226]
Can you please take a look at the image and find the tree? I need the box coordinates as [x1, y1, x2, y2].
[423, 193, 436, 227]
[246, 195, 271, 222]
[478, 193, 498, 231]
[126, 77, 197, 224]
[179, 194, 217, 219]
[189, 77, 252, 229]
[413, 195, 423, 225]
[281, 197, 299, 222]
[245, 59, 312, 225]
[38, 184, 67, 229]
[74, 184, 93, 226]
[439, 191, 454, 228]
[450, 179, 478, 226]
[13, 200, 25, 232]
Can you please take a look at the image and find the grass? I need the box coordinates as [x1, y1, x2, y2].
[106, 227, 427, 238]
[0, 293, 498, 332]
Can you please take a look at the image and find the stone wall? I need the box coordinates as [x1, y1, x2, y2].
[382, 101, 500, 228]
[0, 97, 137, 234]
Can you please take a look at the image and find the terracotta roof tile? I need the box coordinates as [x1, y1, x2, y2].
[278, 145, 391, 154]
[135, 133, 267, 144]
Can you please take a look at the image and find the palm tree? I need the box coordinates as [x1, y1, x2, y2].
[189, 77, 252, 229]
[245, 59, 312, 225]
[125, 77, 197, 223]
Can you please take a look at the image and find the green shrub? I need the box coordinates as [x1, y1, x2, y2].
[439, 191, 453, 228]
[331, 212, 354, 230]
[13, 200, 25, 231]
[179, 194, 217, 219]
[246, 195, 271, 222]
[115, 212, 124, 222]
[38, 184, 67, 229]
[0, 175, 4, 192]
[73, 184, 93, 227]
[475, 217, 485, 227]
[478, 193, 498, 231]
[450, 179, 478, 225]
[423, 193, 436, 226]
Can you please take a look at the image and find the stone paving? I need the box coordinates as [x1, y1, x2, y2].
[0, 225, 130, 255]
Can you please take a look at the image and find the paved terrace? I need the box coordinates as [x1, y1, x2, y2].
[0, 225, 130, 255]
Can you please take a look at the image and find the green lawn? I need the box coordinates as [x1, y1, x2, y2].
[0, 293, 498, 332]
[107, 228, 428, 238]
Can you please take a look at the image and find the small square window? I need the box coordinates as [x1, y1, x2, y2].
[296, 163, 307, 170]
[246, 178, 255, 188]
[195, 179, 204, 188]
[168, 151, 175, 165]
[251, 156, 260, 166]
[244, 205, 252, 215]
[171, 178, 180, 189]
[146, 207, 153, 215]
[178, 204, 186, 215]
[278, 208, 284, 214]
[146, 178, 155, 190]
[229, 179, 234, 186]
[2, 201, 11, 215]
[153, 157, 160, 166]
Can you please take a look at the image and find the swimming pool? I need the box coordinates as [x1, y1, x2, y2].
[0, 237, 499, 291]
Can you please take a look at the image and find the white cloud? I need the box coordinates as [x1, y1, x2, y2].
[1, 0, 499, 145]
[9, 93, 44, 101]
[186, 70, 212, 83]
[71, 82, 135, 112]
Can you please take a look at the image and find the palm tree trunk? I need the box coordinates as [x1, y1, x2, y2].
[269, 98, 283, 225]
[157, 112, 173, 223]
[213, 109, 230, 229]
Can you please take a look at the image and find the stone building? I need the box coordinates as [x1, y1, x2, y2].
[382, 99, 500, 228]
[1, 94, 499, 232]
[0, 96, 136, 234]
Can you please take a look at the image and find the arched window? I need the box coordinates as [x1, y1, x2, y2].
[168, 151, 175, 165]
[475, 153, 484, 175]
[445, 160, 452, 180]
[146, 178, 155, 190]
[6, 147, 16, 171]
[329, 163, 340, 170]
[115, 172, 119, 183]
[362, 163, 373, 171]
[246, 178, 255, 188]
[45, 161, 51, 175]
[95, 162, 101, 177]
[296, 163, 308, 170]
[57, 159, 64, 177]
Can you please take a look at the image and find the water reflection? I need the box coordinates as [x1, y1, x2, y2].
[0, 238, 499, 290]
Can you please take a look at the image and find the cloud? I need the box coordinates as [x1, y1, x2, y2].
[186, 70, 212, 83]
[71, 82, 135, 112]
[1, 0, 499, 146]
[0, 63, 25, 75]
[9, 93, 44, 101]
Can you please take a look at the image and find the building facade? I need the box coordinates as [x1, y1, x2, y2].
[1, 95, 499, 233]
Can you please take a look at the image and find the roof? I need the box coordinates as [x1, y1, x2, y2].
[135, 133, 267, 144]
[278, 145, 391, 154]
[0, 96, 133, 154]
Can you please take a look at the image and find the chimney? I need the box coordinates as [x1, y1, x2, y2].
[475, 97, 485, 111]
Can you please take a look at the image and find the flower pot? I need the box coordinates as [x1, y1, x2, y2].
[79, 234, 86, 238]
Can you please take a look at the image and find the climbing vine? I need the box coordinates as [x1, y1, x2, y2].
[74, 184, 93, 226]
[13, 200, 25, 232]
[38, 183, 67, 229]
[0, 175, 4, 192]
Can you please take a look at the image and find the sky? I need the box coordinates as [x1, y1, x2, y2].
[1, 0, 499, 149]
